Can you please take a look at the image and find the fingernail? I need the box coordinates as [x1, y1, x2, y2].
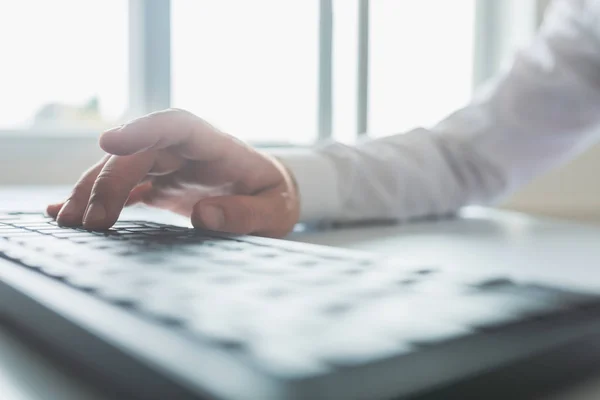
[56, 199, 72, 216]
[57, 199, 78, 222]
[83, 202, 106, 225]
[199, 205, 225, 230]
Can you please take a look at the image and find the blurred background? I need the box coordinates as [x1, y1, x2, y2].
[1, 0, 598, 224]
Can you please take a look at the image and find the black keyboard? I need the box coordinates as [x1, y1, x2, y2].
[1, 212, 600, 400]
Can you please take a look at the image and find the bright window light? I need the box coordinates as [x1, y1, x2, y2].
[172, 0, 320, 144]
[0, 0, 128, 132]
[0, 0, 477, 143]
[368, 0, 475, 136]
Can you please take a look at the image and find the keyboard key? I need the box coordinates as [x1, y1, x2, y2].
[234, 280, 295, 300]
[1, 231, 43, 238]
[356, 296, 474, 344]
[95, 275, 152, 306]
[122, 227, 161, 232]
[496, 284, 599, 315]
[250, 249, 284, 259]
[406, 292, 545, 328]
[186, 315, 246, 345]
[66, 270, 108, 291]
[39, 263, 78, 279]
[206, 248, 248, 262]
[71, 236, 117, 243]
[18, 236, 62, 249]
[51, 231, 100, 238]
[211, 241, 250, 252]
[290, 258, 321, 268]
[185, 296, 265, 345]
[243, 299, 332, 341]
[10, 222, 55, 227]
[412, 268, 439, 276]
[473, 277, 515, 289]
[285, 271, 341, 287]
[0, 216, 52, 224]
[137, 295, 191, 324]
[25, 227, 72, 233]
[248, 339, 331, 378]
[312, 321, 414, 366]
[138, 230, 186, 236]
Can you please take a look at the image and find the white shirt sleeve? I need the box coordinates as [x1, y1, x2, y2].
[276, 0, 600, 224]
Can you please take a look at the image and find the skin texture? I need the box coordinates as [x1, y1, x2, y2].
[46, 108, 300, 238]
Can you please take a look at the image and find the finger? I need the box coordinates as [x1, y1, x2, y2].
[55, 155, 110, 227]
[108, 150, 182, 208]
[190, 185, 297, 238]
[125, 181, 154, 206]
[147, 149, 186, 176]
[83, 152, 156, 229]
[99, 108, 247, 161]
[46, 203, 64, 218]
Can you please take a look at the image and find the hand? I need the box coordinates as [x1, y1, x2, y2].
[46, 109, 300, 238]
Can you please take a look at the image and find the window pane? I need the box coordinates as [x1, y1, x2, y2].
[172, 0, 319, 144]
[0, 0, 128, 132]
[332, 0, 359, 143]
[369, 0, 475, 136]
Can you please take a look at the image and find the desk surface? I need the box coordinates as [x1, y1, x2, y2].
[1, 186, 600, 400]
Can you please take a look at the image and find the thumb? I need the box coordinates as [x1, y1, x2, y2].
[191, 189, 295, 238]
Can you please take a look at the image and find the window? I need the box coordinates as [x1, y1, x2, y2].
[0, 0, 494, 146]
[0, 0, 128, 133]
[172, 0, 319, 144]
[173, 1, 475, 143]
[368, 0, 475, 136]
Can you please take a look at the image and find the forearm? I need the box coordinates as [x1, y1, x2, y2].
[278, 126, 510, 224]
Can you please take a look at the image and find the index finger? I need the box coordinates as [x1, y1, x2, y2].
[100, 109, 245, 162]
[82, 152, 156, 229]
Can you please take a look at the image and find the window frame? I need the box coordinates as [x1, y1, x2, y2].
[0, 0, 538, 185]
[474, 0, 541, 87]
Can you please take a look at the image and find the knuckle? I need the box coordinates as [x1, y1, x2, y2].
[90, 172, 133, 204]
[68, 179, 94, 202]
[167, 107, 192, 116]
[96, 170, 131, 190]
[166, 108, 201, 124]
[238, 202, 261, 231]
[69, 181, 89, 197]
[67, 156, 110, 201]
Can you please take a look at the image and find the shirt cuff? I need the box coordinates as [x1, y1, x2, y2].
[270, 149, 340, 223]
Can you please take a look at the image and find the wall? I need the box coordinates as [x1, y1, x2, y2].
[503, 144, 600, 224]
[498, 0, 600, 224]
[0, 136, 102, 185]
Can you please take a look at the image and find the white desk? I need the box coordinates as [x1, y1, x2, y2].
[1, 187, 600, 400]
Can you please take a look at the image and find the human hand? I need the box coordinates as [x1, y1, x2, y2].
[46, 109, 300, 238]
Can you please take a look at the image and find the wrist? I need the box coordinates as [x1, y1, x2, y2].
[269, 155, 301, 232]
[267, 149, 339, 223]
